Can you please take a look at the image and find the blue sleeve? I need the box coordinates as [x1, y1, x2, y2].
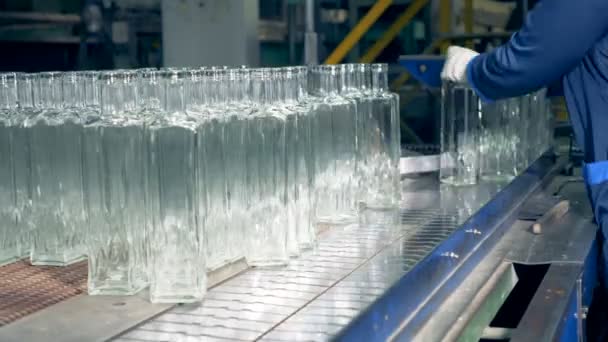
[467, 0, 608, 101]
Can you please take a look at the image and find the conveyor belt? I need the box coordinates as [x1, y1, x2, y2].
[115, 180, 502, 342]
[0, 153, 568, 342]
[0, 260, 86, 327]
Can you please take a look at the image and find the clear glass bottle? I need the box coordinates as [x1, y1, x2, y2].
[293, 66, 316, 250]
[281, 68, 302, 257]
[84, 71, 148, 295]
[0, 73, 19, 266]
[327, 65, 357, 221]
[27, 72, 86, 265]
[222, 68, 249, 263]
[520, 94, 537, 165]
[197, 67, 229, 271]
[367, 63, 401, 208]
[14, 73, 35, 258]
[312, 65, 358, 224]
[543, 91, 555, 154]
[245, 68, 288, 267]
[339, 64, 363, 209]
[479, 99, 518, 182]
[147, 69, 205, 303]
[309, 66, 336, 225]
[440, 81, 481, 186]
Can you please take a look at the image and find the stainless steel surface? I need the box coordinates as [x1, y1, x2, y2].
[510, 264, 581, 342]
[115, 177, 499, 341]
[506, 213, 596, 265]
[3, 156, 583, 342]
[0, 293, 172, 342]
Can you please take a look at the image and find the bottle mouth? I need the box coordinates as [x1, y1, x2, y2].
[370, 63, 388, 72]
[0, 72, 19, 87]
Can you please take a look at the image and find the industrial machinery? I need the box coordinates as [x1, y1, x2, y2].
[0, 143, 596, 342]
[0, 2, 596, 341]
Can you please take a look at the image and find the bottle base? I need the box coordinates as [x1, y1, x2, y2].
[31, 253, 86, 267]
[315, 214, 357, 226]
[149, 291, 205, 304]
[88, 282, 147, 296]
[248, 258, 289, 268]
[298, 241, 316, 251]
[0, 253, 20, 267]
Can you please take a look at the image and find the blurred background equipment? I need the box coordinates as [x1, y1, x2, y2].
[0, 0, 556, 147]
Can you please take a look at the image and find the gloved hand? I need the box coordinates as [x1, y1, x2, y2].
[440, 46, 479, 84]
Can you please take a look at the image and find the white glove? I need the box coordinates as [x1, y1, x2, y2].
[440, 46, 479, 84]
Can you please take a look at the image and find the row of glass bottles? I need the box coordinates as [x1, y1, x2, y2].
[0, 64, 400, 303]
[440, 81, 553, 186]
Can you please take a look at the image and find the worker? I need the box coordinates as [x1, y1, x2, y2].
[441, 0, 608, 335]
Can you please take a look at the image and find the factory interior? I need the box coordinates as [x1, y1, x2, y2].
[0, 0, 599, 341]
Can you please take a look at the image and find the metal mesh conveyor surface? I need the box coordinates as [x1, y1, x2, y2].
[0, 260, 87, 326]
[115, 179, 502, 342]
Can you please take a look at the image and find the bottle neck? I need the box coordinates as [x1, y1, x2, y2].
[17, 74, 34, 109]
[185, 69, 203, 111]
[341, 64, 357, 94]
[161, 70, 186, 113]
[296, 67, 308, 101]
[0, 73, 19, 110]
[266, 69, 279, 104]
[138, 70, 162, 111]
[82, 72, 100, 109]
[358, 64, 372, 92]
[215, 69, 228, 106]
[238, 69, 251, 105]
[282, 68, 297, 104]
[100, 72, 138, 116]
[62, 73, 86, 109]
[320, 66, 339, 96]
[38, 72, 63, 109]
[250, 69, 266, 106]
[371, 64, 389, 92]
[309, 67, 321, 96]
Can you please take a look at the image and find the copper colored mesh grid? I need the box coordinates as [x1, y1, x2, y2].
[0, 260, 87, 326]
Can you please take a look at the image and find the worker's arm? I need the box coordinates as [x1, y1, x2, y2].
[467, 0, 608, 102]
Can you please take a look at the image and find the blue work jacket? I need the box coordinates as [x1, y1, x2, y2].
[466, 0, 608, 164]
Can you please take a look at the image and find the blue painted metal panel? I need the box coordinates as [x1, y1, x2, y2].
[398, 55, 445, 88]
[559, 286, 579, 342]
[557, 232, 598, 341]
[582, 237, 599, 309]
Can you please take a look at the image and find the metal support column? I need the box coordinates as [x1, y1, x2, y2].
[303, 0, 318, 65]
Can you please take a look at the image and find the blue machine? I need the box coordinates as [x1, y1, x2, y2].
[398, 55, 445, 88]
